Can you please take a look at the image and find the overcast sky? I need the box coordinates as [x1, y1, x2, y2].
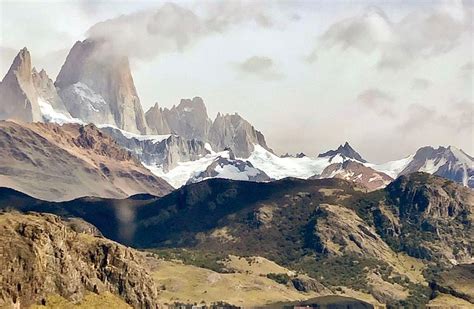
[0, 0, 472, 162]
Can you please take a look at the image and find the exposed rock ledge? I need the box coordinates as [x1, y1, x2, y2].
[0, 212, 160, 308]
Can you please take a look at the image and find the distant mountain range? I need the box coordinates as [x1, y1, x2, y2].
[0, 44, 472, 196]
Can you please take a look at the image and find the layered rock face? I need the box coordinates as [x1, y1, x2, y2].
[0, 121, 172, 201]
[0, 48, 42, 122]
[0, 212, 160, 308]
[209, 113, 272, 158]
[316, 160, 393, 191]
[55, 40, 148, 134]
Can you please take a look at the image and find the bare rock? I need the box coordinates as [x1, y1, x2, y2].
[0, 212, 160, 308]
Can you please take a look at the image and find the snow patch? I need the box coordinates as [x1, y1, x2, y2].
[368, 155, 414, 178]
[98, 124, 171, 144]
[38, 97, 83, 125]
[247, 145, 335, 180]
[71, 82, 107, 112]
[145, 149, 230, 188]
[420, 158, 447, 174]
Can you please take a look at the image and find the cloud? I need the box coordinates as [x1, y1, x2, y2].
[86, 1, 279, 60]
[357, 88, 395, 116]
[236, 56, 283, 80]
[411, 78, 432, 90]
[316, 3, 472, 70]
[398, 101, 473, 133]
[459, 61, 473, 80]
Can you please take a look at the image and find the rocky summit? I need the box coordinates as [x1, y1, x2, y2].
[55, 40, 148, 134]
[318, 142, 368, 163]
[0, 48, 43, 122]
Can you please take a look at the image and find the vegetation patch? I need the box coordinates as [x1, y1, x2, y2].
[147, 248, 231, 273]
[266, 273, 291, 285]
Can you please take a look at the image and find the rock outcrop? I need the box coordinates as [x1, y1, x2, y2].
[313, 203, 396, 261]
[380, 173, 473, 263]
[0, 120, 172, 201]
[55, 40, 148, 134]
[0, 212, 160, 308]
[0, 48, 42, 122]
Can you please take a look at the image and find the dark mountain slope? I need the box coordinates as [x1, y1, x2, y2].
[0, 173, 471, 307]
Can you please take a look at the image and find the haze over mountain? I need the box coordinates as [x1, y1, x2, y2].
[0, 45, 471, 190]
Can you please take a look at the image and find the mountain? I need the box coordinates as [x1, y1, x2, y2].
[0, 205, 350, 307]
[318, 142, 368, 163]
[144, 98, 272, 158]
[160, 97, 212, 141]
[0, 48, 43, 122]
[0, 173, 472, 307]
[0, 212, 160, 308]
[145, 102, 171, 134]
[55, 39, 148, 134]
[398, 146, 473, 188]
[101, 125, 210, 172]
[314, 160, 393, 191]
[31, 67, 69, 114]
[0, 121, 172, 201]
[209, 112, 272, 158]
[186, 149, 271, 184]
[382, 172, 473, 263]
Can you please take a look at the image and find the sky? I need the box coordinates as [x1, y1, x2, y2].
[0, 0, 473, 162]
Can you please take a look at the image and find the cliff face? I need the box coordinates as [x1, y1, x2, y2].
[55, 40, 148, 134]
[378, 173, 473, 263]
[0, 212, 160, 308]
[0, 48, 42, 122]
